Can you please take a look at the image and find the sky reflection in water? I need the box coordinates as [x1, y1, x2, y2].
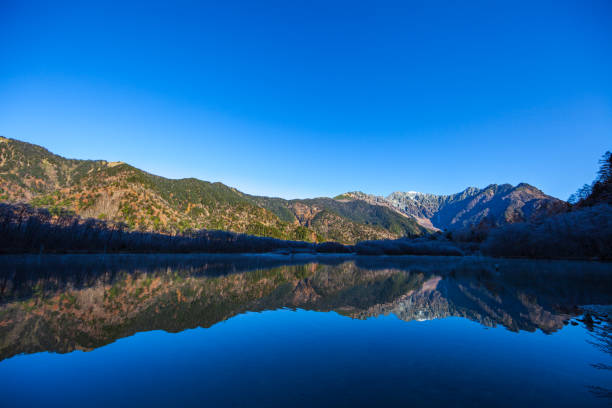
[0, 254, 611, 407]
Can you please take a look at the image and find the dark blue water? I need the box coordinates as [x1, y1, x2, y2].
[0, 254, 611, 407]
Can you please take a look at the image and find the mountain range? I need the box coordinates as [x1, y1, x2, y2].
[0, 136, 566, 244]
[342, 184, 567, 231]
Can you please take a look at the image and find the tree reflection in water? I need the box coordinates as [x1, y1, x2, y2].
[583, 307, 612, 401]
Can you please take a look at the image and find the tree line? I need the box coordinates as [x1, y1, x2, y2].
[480, 151, 612, 260]
[0, 203, 347, 254]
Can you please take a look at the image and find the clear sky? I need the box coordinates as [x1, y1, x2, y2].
[1, 1, 611, 200]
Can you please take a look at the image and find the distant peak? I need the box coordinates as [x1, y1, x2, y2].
[388, 190, 420, 196]
[335, 191, 368, 198]
[516, 182, 534, 189]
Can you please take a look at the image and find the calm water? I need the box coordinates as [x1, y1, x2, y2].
[0, 254, 611, 407]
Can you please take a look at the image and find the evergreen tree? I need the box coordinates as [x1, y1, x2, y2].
[597, 151, 611, 184]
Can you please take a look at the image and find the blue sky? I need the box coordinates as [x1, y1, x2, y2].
[1, 1, 610, 200]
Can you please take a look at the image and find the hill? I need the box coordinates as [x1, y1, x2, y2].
[0, 137, 425, 243]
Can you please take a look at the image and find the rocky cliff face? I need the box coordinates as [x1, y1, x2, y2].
[344, 183, 567, 231]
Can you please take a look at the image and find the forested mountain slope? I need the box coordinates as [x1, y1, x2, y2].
[0, 137, 425, 243]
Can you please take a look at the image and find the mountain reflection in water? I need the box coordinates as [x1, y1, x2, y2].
[1, 254, 611, 360]
[0, 255, 612, 406]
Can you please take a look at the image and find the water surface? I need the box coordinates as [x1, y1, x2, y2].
[0, 254, 611, 407]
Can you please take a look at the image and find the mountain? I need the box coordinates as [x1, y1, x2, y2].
[0, 136, 568, 241]
[247, 195, 423, 243]
[0, 137, 425, 243]
[341, 184, 567, 231]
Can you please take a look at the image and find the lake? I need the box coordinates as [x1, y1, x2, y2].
[0, 254, 611, 407]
